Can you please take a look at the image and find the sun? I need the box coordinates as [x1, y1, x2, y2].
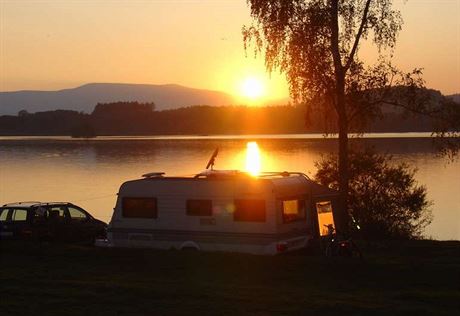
[241, 77, 265, 99]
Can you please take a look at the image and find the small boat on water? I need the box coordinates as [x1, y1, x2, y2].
[98, 166, 341, 255]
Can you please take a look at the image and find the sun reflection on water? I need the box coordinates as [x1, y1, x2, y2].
[245, 141, 261, 176]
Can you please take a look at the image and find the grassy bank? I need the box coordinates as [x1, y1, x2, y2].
[1, 240, 459, 315]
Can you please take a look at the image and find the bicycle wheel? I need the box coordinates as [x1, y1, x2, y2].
[350, 240, 363, 259]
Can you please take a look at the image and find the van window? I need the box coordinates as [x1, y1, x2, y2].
[12, 209, 28, 221]
[0, 208, 9, 221]
[186, 200, 212, 216]
[68, 206, 88, 221]
[47, 206, 66, 221]
[122, 198, 157, 218]
[234, 199, 266, 222]
[282, 199, 306, 223]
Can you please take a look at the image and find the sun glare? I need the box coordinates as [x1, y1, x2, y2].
[245, 141, 261, 176]
[241, 77, 265, 99]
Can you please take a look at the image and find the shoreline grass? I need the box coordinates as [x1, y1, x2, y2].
[1, 240, 459, 315]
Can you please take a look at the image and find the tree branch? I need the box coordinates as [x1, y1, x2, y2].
[348, 97, 444, 126]
[344, 0, 372, 71]
[348, 99, 383, 124]
[330, 0, 343, 73]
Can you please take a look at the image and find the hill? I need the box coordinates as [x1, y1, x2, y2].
[0, 83, 236, 115]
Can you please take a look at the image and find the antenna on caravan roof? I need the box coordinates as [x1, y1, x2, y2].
[205, 148, 219, 170]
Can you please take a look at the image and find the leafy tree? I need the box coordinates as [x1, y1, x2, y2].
[243, 0, 458, 227]
[315, 149, 432, 239]
[92, 101, 155, 117]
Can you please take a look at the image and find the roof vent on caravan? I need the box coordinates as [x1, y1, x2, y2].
[142, 172, 165, 178]
[194, 169, 242, 178]
[258, 171, 311, 180]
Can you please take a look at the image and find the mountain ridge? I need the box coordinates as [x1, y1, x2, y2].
[1, 82, 457, 116]
[0, 83, 237, 115]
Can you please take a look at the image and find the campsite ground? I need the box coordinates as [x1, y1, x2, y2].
[1, 240, 459, 316]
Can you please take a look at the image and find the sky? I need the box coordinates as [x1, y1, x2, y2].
[1, 0, 459, 102]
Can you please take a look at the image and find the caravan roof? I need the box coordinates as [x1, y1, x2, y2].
[120, 170, 339, 200]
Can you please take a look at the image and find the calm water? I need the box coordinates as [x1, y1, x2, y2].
[0, 135, 458, 240]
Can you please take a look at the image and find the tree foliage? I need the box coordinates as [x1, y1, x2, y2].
[0, 102, 449, 136]
[315, 149, 432, 239]
[242, 0, 423, 129]
[243, 0, 426, 229]
[243, 1, 458, 230]
[92, 102, 155, 117]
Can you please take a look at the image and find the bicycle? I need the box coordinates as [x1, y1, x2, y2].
[323, 224, 363, 258]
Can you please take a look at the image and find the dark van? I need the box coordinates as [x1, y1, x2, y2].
[0, 202, 107, 243]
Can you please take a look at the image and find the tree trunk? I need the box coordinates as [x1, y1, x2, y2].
[330, 0, 350, 232]
[336, 76, 350, 232]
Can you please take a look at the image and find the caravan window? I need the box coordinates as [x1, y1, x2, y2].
[234, 199, 266, 222]
[282, 199, 306, 223]
[122, 198, 157, 218]
[186, 199, 213, 216]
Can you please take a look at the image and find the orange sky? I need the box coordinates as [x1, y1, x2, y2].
[1, 0, 459, 101]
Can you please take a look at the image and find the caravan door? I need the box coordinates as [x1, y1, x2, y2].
[316, 201, 335, 236]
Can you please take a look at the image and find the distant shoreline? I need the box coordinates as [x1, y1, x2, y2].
[0, 132, 440, 142]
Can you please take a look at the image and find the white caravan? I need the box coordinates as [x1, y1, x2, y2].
[105, 170, 340, 255]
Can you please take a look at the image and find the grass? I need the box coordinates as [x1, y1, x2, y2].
[1, 240, 459, 316]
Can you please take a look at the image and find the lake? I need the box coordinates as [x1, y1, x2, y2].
[0, 134, 458, 240]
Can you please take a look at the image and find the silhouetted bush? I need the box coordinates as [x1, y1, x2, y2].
[315, 148, 432, 239]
